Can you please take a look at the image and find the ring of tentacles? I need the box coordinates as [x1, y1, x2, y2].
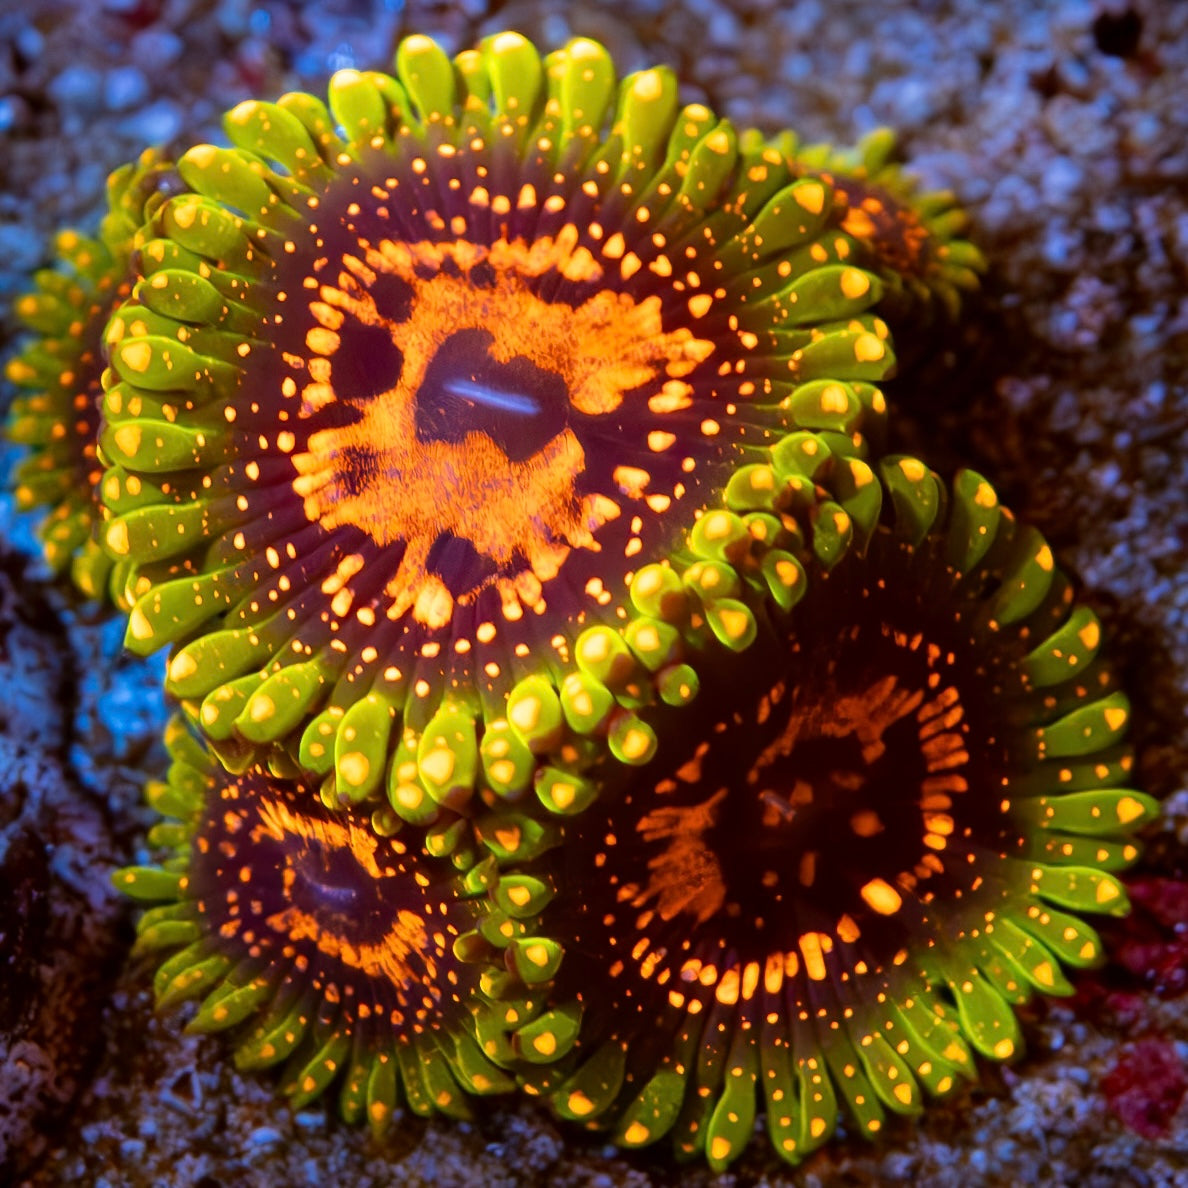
[96, 31, 904, 813]
[3, 147, 180, 603]
[115, 716, 554, 1131]
[0, 28, 1159, 1174]
[472, 452, 1158, 1167]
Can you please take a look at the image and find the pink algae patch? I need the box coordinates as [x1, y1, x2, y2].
[1101, 1038, 1188, 1139]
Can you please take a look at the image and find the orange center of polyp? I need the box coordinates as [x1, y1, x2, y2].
[636, 664, 969, 936]
[248, 796, 440, 999]
[289, 235, 716, 628]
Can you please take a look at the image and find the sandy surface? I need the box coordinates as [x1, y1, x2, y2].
[1, 1, 1186, 1185]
